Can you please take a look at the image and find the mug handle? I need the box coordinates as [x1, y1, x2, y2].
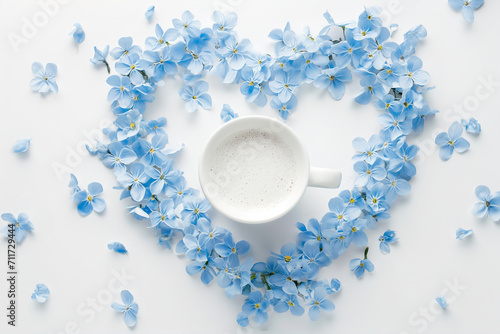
[308, 167, 342, 189]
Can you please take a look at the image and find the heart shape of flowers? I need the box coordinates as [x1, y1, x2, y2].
[87, 7, 433, 327]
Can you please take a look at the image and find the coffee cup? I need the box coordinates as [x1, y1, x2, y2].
[199, 115, 341, 224]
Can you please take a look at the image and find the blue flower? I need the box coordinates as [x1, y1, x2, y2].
[108, 242, 128, 254]
[140, 48, 177, 80]
[392, 56, 430, 90]
[435, 121, 470, 161]
[353, 158, 387, 187]
[110, 37, 142, 59]
[472, 185, 500, 221]
[449, 0, 484, 22]
[179, 81, 212, 112]
[101, 142, 137, 172]
[456, 228, 473, 240]
[144, 160, 180, 195]
[383, 173, 411, 203]
[217, 35, 252, 70]
[354, 71, 389, 105]
[116, 163, 150, 202]
[220, 104, 238, 122]
[186, 261, 216, 284]
[172, 10, 201, 37]
[379, 230, 398, 253]
[461, 117, 481, 134]
[349, 258, 374, 278]
[349, 248, 374, 278]
[114, 110, 142, 140]
[145, 5, 155, 22]
[181, 196, 211, 224]
[313, 67, 352, 100]
[70, 23, 85, 44]
[215, 232, 250, 264]
[106, 75, 132, 108]
[145, 24, 179, 50]
[269, 70, 300, 102]
[13, 139, 31, 153]
[90, 45, 110, 73]
[1, 213, 34, 243]
[331, 31, 365, 68]
[31, 284, 50, 303]
[352, 135, 381, 164]
[301, 240, 332, 279]
[270, 95, 297, 120]
[111, 290, 139, 327]
[134, 134, 169, 166]
[212, 10, 237, 35]
[378, 111, 412, 140]
[73, 182, 106, 216]
[435, 295, 448, 309]
[30, 62, 58, 94]
[115, 53, 145, 85]
[306, 287, 335, 321]
[273, 293, 305, 316]
[241, 291, 270, 324]
[150, 199, 183, 229]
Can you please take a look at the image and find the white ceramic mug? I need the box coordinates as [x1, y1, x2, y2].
[198, 116, 341, 224]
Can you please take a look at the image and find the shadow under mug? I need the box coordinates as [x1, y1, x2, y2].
[199, 116, 342, 224]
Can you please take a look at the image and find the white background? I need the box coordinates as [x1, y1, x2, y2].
[1, 0, 499, 333]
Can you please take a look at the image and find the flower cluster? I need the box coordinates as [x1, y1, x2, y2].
[87, 7, 435, 326]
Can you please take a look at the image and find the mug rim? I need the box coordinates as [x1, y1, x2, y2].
[198, 115, 310, 224]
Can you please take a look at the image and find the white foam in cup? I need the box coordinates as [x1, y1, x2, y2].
[199, 116, 342, 224]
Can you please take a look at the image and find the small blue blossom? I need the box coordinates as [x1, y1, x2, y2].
[70, 23, 85, 44]
[90, 45, 110, 73]
[179, 81, 212, 112]
[379, 230, 398, 253]
[30, 62, 58, 94]
[106, 75, 132, 108]
[274, 293, 305, 316]
[241, 291, 270, 324]
[314, 67, 352, 100]
[1, 213, 34, 244]
[270, 95, 297, 120]
[13, 139, 31, 153]
[435, 295, 448, 309]
[116, 163, 150, 202]
[435, 122, 470, 161]
[307, 287, 335, 321]
[353, 158, 387, 187]
[461, 117, 481, 134]
[220, 104, 238, 122]
[31, 284, 50, 303]
[73, 182, 106, 216]
[448, 0, 484, 22]
[456, 228, 473, 240]
[181, 196, 211, 224]
[186, 260, 216, 284]
[472, 185, 500, 221]
[111, 37, 142, 59]
[349, 248, 374, 278]
[145, 5, 155, 22]
[269, 70, 300, 102]
[108, 242, 128, 254]
[111, 290, 139, 327]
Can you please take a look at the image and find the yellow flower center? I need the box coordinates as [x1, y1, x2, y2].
[284, 255, 292, 262]
[130, 123, 136, 130]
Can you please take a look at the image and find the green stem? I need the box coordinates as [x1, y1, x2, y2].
[364, 247, 369, 260]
